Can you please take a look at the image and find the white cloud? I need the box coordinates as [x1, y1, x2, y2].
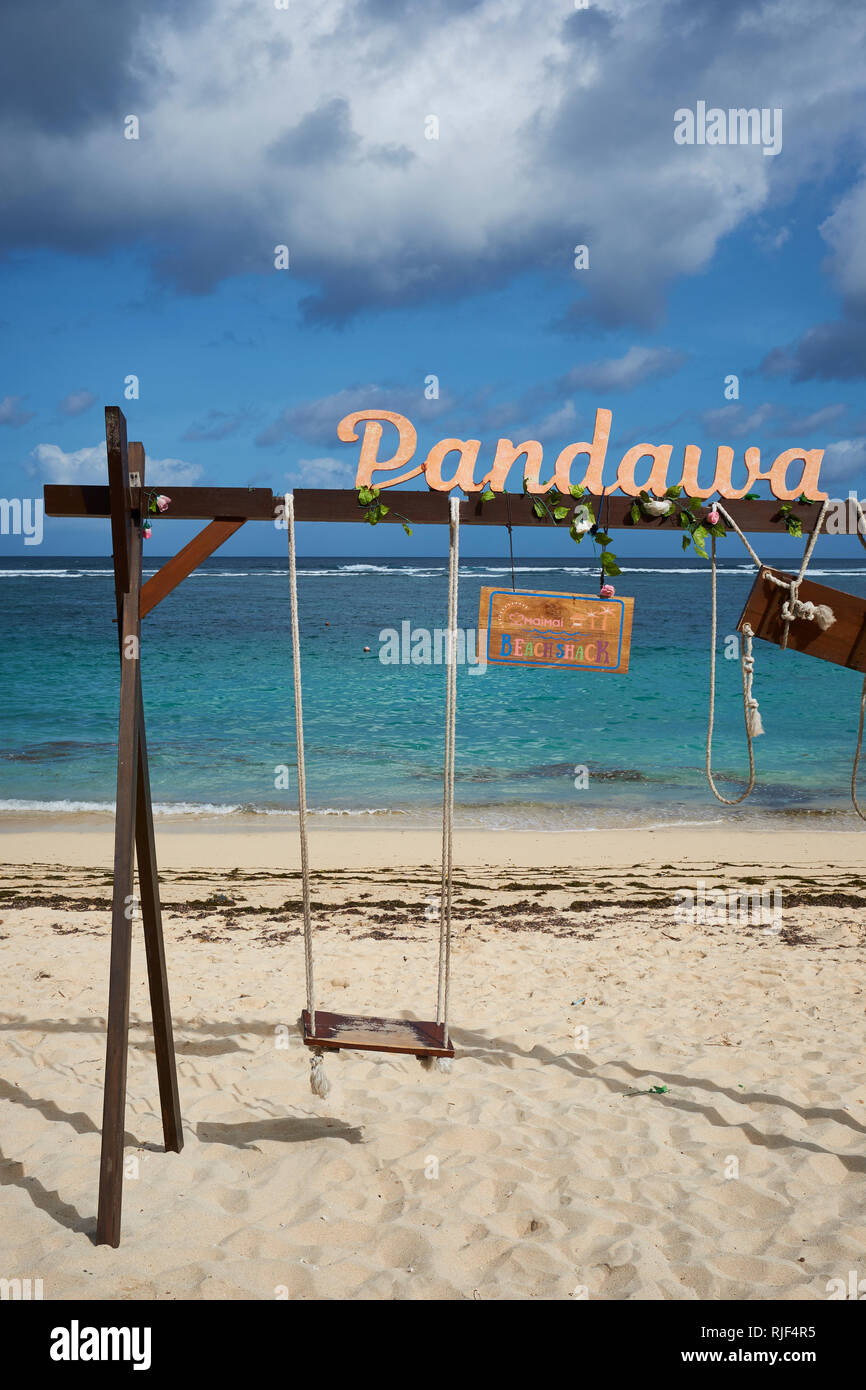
[534, 401, 578, 440]
[820, 177, 866, 302]
[57, 389, 96, 418]
[783, 403, 847, 434]
[817, 438, 866, 483]
[259, 383, 453, 446]
[0, 394, 34, 427]
[700, 403, 776, 438]
[30, 442, 203, 484]
[566, 346, 685, 393]
[144, 456, 206, 484]
[289, 456, 354, 486]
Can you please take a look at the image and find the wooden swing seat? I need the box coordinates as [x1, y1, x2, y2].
[738, 566, 866, 671]
[302, 1009, 453, 1058]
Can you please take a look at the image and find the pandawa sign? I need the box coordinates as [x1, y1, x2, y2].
[337, 407, 828, 502]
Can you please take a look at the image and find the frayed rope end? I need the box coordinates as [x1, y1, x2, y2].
[419, 1054, 452, 1073]
[747, 705, 764, 737]
[814, 604, 836, 631]
[309, 1048, 330, 1099]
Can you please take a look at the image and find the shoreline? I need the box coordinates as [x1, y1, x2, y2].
[3, 821, 866, 870]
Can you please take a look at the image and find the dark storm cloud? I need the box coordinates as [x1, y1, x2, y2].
[182, 409, 249, 441]
[367, 143, 415, 168]
[0, 0, 202, 133]
[760, 312, 866, 382]
[0, 0, 864, 333]
[269, 98, 361, 167]
[355, 0, 485, 20]
[256, 384, 454, 448]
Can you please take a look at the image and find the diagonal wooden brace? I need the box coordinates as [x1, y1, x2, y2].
[140, 518, 247, 618]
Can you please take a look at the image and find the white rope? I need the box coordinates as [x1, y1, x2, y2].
[706, 534, 761, 804]
[715, 498, 834, 653]
[852, 676, 866, 821]
[769, 584, 836, 632]
[285, 494, 329, 1099]
[717, 497, 866, 822]
[715, 504, 763, 568]
[776, 498, 832, 648]
[849, 499, 866, 821]
[433, 496, 460, 1071]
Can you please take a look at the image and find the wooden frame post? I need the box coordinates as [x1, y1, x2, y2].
[96, 412, 183, 1247]
[136, 704, 183, 1154]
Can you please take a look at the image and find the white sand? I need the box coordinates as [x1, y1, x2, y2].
[1, 825, 865, 1299]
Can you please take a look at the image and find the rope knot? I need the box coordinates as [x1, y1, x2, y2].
[780, 596, 835, 631]
[740, 624, 764, 738]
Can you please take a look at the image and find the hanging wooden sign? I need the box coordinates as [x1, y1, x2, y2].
[477, 587, 634, 673]
[738, 566, 866, 671]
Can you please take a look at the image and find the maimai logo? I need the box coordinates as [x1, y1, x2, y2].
[49, 1320, 152, 1371]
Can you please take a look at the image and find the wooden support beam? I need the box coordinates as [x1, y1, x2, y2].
[289, 490, 835, 533]
[135, 696, 183, 1153]
[97, 422, 141, 1248]
[44, 484, 276, 521]
[43, 482, 843, 533]
[106, 410, 131, 602]
[96, 431, 183, 1247]
[140, 518, 247, 618]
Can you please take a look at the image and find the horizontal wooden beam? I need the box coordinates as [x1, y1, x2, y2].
[140, 518, 247, 618]
[44, 485, 277, 521]
[290, 490, 835, 533]
[44, 484, 844, 533]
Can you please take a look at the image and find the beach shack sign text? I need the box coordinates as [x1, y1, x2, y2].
[478, 588, 634, 674]
[337, 408, 828, 501]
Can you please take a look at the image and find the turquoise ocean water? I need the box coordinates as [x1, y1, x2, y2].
[3, 554, 866, 831]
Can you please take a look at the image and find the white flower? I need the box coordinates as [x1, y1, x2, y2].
[641, 497, 672, 517]
[572, 504, 594, 533]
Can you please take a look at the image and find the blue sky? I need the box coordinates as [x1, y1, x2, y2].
[1, 0, 865, 557]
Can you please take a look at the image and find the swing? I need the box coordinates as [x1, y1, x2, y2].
[706, 497, 866, 818]
[285, 492, 459, 1096]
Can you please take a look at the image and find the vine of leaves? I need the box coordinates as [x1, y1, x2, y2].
[356, 482, 817, 565]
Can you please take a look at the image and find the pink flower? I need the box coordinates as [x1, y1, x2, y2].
[155, 494, 171, 512]
[600, 583, 615, 598]
[142, 525, 152, 539]
[707, 507, 720, 525]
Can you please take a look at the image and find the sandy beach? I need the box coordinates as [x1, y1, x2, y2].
[1, 822, 865, 1300]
